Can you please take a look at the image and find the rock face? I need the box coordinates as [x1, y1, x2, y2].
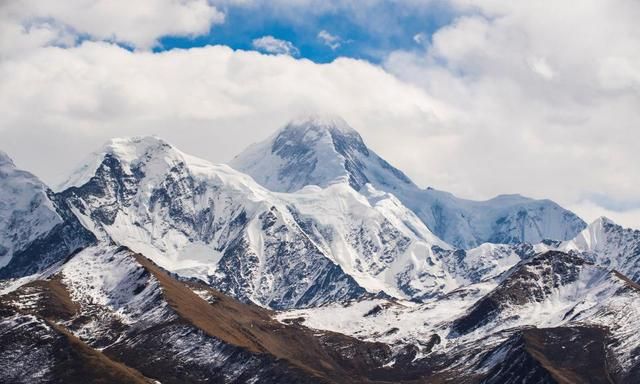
[451, 251, 600, 335]
[231, 116, 586, 248]
[433, 242, 538, 285]
[480, 327, 613, 384]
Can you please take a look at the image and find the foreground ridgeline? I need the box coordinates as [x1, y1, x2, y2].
[1, 117, 638, 383]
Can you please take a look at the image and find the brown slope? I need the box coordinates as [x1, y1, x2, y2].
[2, 275, 80, 320]
[0, 304, 152, 384]
[2, 249, 429, 383]
[133, 253, 403, 383]
[481, 326, 614, 384]
[523, 327, 614, 384]
[46, 321, 153, 384]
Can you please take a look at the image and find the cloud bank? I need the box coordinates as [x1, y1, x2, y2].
[1, 0, 224, 51]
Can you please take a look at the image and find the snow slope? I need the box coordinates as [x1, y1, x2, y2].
[0, 151, 61, 268]
[0, 151, 95, 278]
[560, 217, 640, 282]
[281, 183, 455, 299]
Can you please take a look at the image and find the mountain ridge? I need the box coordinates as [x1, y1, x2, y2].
[231, 116, 587, 248]
[45, 135, 464, 307]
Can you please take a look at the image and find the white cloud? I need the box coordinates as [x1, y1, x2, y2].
[251, 35, 299, 56]
[0, 0, 224, 51]
[317, 30, 341, 50]
[526, 57, 554, 80]
[0, 42, 444, 188]
[0, 0, 639, 229]
[413, 32, 428, 46]
[384, 0, 640, 227]
[569, 200, 640, 230]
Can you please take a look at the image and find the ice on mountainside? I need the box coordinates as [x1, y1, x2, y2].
[231, 116, 587, 248]
[0, 151, 61, 267]
[0, 151, 95, 278]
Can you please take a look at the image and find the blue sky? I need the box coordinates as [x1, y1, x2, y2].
[156, 1, 457, 63]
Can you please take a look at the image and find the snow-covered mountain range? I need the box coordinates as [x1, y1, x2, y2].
[1, 116, 639, 383]
[231, 116, 587, 249]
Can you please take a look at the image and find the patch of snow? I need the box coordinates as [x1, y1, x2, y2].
[0, 152, 62, 268]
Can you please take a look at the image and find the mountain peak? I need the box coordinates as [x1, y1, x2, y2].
[232, 118, 585, 248]
[563, 217, 620, 254]
[274, 115, 368, 158]
[231, 115, 416, 192]
[0, 150, 15, 168]
[591, 216, 615, 227]
[286, 114, 358, 134]
[100, 135, 174, 161]
[57, 135, 191, 191]
[231, 116, 365, 192]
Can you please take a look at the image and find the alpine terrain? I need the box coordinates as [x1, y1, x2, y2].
[1, 116, 638, 383]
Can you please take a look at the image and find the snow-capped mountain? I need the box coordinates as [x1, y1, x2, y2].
[281, 183, 456, 300]
[435, 217, 640, 290]
[560, 217, 640, 282]
[54, 137, 365, 309]
[51, 136, 461, 308]
[0, 151, 60, 267]
[449, 250, 640, 380]
[0, 151, 94, 278]
[231, 116, 587, 248]
[3, 133, 634, 310]
[450, 251, 615, 336]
